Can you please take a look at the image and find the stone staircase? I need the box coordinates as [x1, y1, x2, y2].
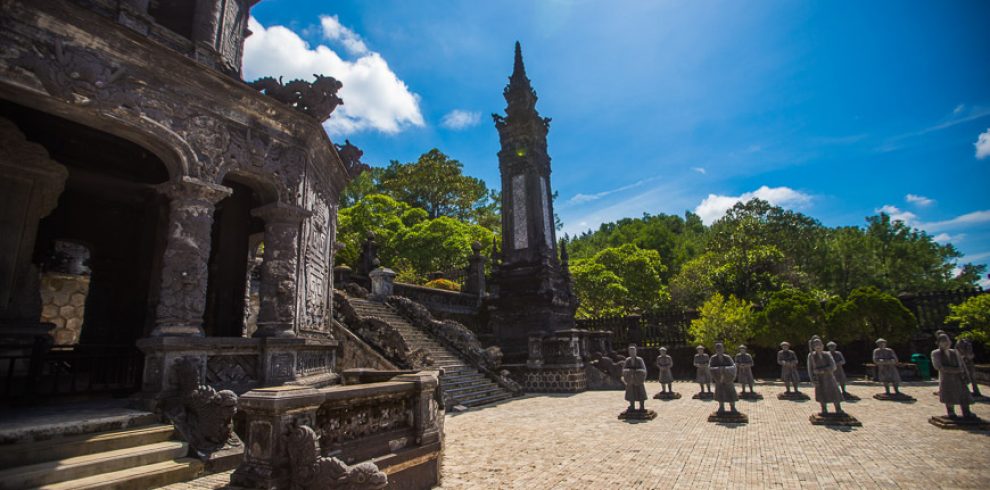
[348, 298, 514, 408]
[0, 423, 204, 490]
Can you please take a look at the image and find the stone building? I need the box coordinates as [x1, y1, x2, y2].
[0, 2, 444, 488]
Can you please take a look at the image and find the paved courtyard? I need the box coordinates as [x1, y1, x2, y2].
[168, 381, 990, 490]
[437, 381, 990, 490]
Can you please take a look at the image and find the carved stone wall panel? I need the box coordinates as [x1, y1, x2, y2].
[206, 354, 259, 390]
[316, 396, 413, 447]
[299, 177, 333, 334]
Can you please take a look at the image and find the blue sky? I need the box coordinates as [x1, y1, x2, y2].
[244, 0, 990, 285]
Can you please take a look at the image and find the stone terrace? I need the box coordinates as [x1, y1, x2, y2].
[167, 381, 990, 489]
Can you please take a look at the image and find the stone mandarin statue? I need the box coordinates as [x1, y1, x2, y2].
[777, 341, 804, 398]
[931, 333, 976, 419]
[709, 342, 739, 414]
[807, 337, 844, 416]
[622, 344, 648, 412]
[693, 345, 712, 398]
[734, 344, 757, 396]
[655, 347, 675, 395]
[873, 338, 912, 400]
[954, 337, 983, 398]
[826, 341, 856, 400]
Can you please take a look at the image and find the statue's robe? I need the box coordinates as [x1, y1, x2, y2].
[873, 347, 901, 383]
[656, 354, 674, 384]
[931, 348, 974, 406]
[693, 353, 711, 384]
[734, 353, 755, 385]
[709, 353, 738, 403]
[807, 351, 842, 403]
[622, 356, 648, 402]
[829, 350, 848, 385]
[777, 349, 800, 385]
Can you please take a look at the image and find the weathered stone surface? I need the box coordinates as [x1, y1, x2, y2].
[162, 358, 242, 459]
[809, 412, 862, 427]
[618, 408, 656, 421]
[708, 410, 748, 424]
[873, 392, 917, 402]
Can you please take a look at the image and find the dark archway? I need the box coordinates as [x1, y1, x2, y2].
[203, 176, 267, 337]
[1, 100, 171, 347]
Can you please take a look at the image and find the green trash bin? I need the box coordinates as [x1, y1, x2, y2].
[911, 353, 931, 380]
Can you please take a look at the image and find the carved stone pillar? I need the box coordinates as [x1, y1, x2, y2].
[251, 203, 310, 338]
[464, 241, 487, 298]
[151, 177, 231, 337]
[0, 117, 68, 342]
[369, 266, 396, 302]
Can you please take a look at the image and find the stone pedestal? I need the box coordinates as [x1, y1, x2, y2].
[692, 392, 713, 400]
[778, 391, 810, 401]
[708, 411, 748, 424]
[810, 412, 862, 426]
[928, 415, 990, 430]
[369, 266, 396, 301]
[653, 391, 681, 400]
[739, 391, 764, 400]
[618, 408, 656, 421]
[843, 392, 861, 401]
[873, 392, 916, 402]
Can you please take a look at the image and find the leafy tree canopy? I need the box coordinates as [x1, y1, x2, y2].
[826, 286, 917, 344]
[570, 243, 669, 318]
[688, 293, 760, 350]
[756, 288, 827, 348]
[945, 294, 990, 346]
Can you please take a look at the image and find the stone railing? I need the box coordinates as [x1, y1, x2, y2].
[387, 296, 522, 396]
[231, 371, 443, 489]
[333, 291, 434, 370]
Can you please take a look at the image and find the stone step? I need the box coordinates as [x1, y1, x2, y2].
[437, 364, 474, 373]
[459, 391, 513, 408]
[36, 458, 205, 490]
[446, 382, 501, 397]
[0, 424, 175, 469]
[443, 373, 489, 386]
[0, 441, 188, 490]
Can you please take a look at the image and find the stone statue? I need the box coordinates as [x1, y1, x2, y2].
[692, 345, 712, 399]
[777, 341, 805, 399]
[163, 357, 242, 459]
[929, 333, 988, 429]
[286, 424, 388, 489]
[808, 337, 844, 415]
[955, 338, 983, 398]
[873, 338, 912, 400]
[619, 345, 656, 420]
[734, 344, 758, 398]
[709, 342, 738, 414]
[807, 336, 861, 426]
[826, 341, 857, 400]
[653, 347, 679, 399]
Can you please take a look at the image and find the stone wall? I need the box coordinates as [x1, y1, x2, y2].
[39, 272, 89, 345]
[329, 320, 397, 372]
[504, 365, 587, 392]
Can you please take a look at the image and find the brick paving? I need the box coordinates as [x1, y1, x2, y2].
[166, 381, 990, 489]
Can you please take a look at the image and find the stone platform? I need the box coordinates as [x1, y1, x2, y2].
[809, 412, 862, 426]
[618, 408, 657, 421]
[843, 392, 861, 401]
[874, 392, 916, 402]
[928, 415, 990, 431]
[653, 391, 681, 400]
[708, 410, 748, 424]
[777, 391, 810, 400]
[739, 391, 764, 400]
[692, 392, 713, 400]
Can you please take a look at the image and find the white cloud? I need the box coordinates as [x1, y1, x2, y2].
[925, 210, 990, 232]
[243, 17, 424, 136]
[692, 167, 706, 174]
[954, 104, 965, 115]
[932, 233, 966, 244]
[319, 15, 369, 56]
[976, 128, 990, 159]
[694, 185, 812, 224]
[875, 205, 919, 226]
[440, 110, 481, 130]
[905, 194, 934, 207]
[567, 177, 661, 205]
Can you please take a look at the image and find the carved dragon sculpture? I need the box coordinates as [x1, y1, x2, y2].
[249, 74, 343, 122]
[164, 357, 242, 458]
[286, 424, 388, 490]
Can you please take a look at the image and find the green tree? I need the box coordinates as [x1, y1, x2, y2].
[688, 293, 759, 349]
[336, 194, 427, 268]
[570, 244, 669, 317]
[826, 286, 917, 344]
[339, 167, 384, 207]
[755, 288, 827, 348]
[864, 213, 965, 294]
[392, 216, 494, 277]
[945, 294, 990, 346]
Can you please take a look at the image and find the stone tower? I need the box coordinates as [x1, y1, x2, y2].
[489, 42, 577, 364]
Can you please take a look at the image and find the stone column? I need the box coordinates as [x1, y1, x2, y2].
[0, 117, 68, 342]
[464, 241, 487, 298]
[150, 177, 231, 337]
[251, 203, 311, 338]
[369, 265, 396, 301]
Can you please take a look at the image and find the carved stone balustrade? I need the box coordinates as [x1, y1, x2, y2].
[231, 371, 444, 490]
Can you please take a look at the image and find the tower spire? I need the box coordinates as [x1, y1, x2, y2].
[503, 41, 538, 116]
[512, 41, 526, 81]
